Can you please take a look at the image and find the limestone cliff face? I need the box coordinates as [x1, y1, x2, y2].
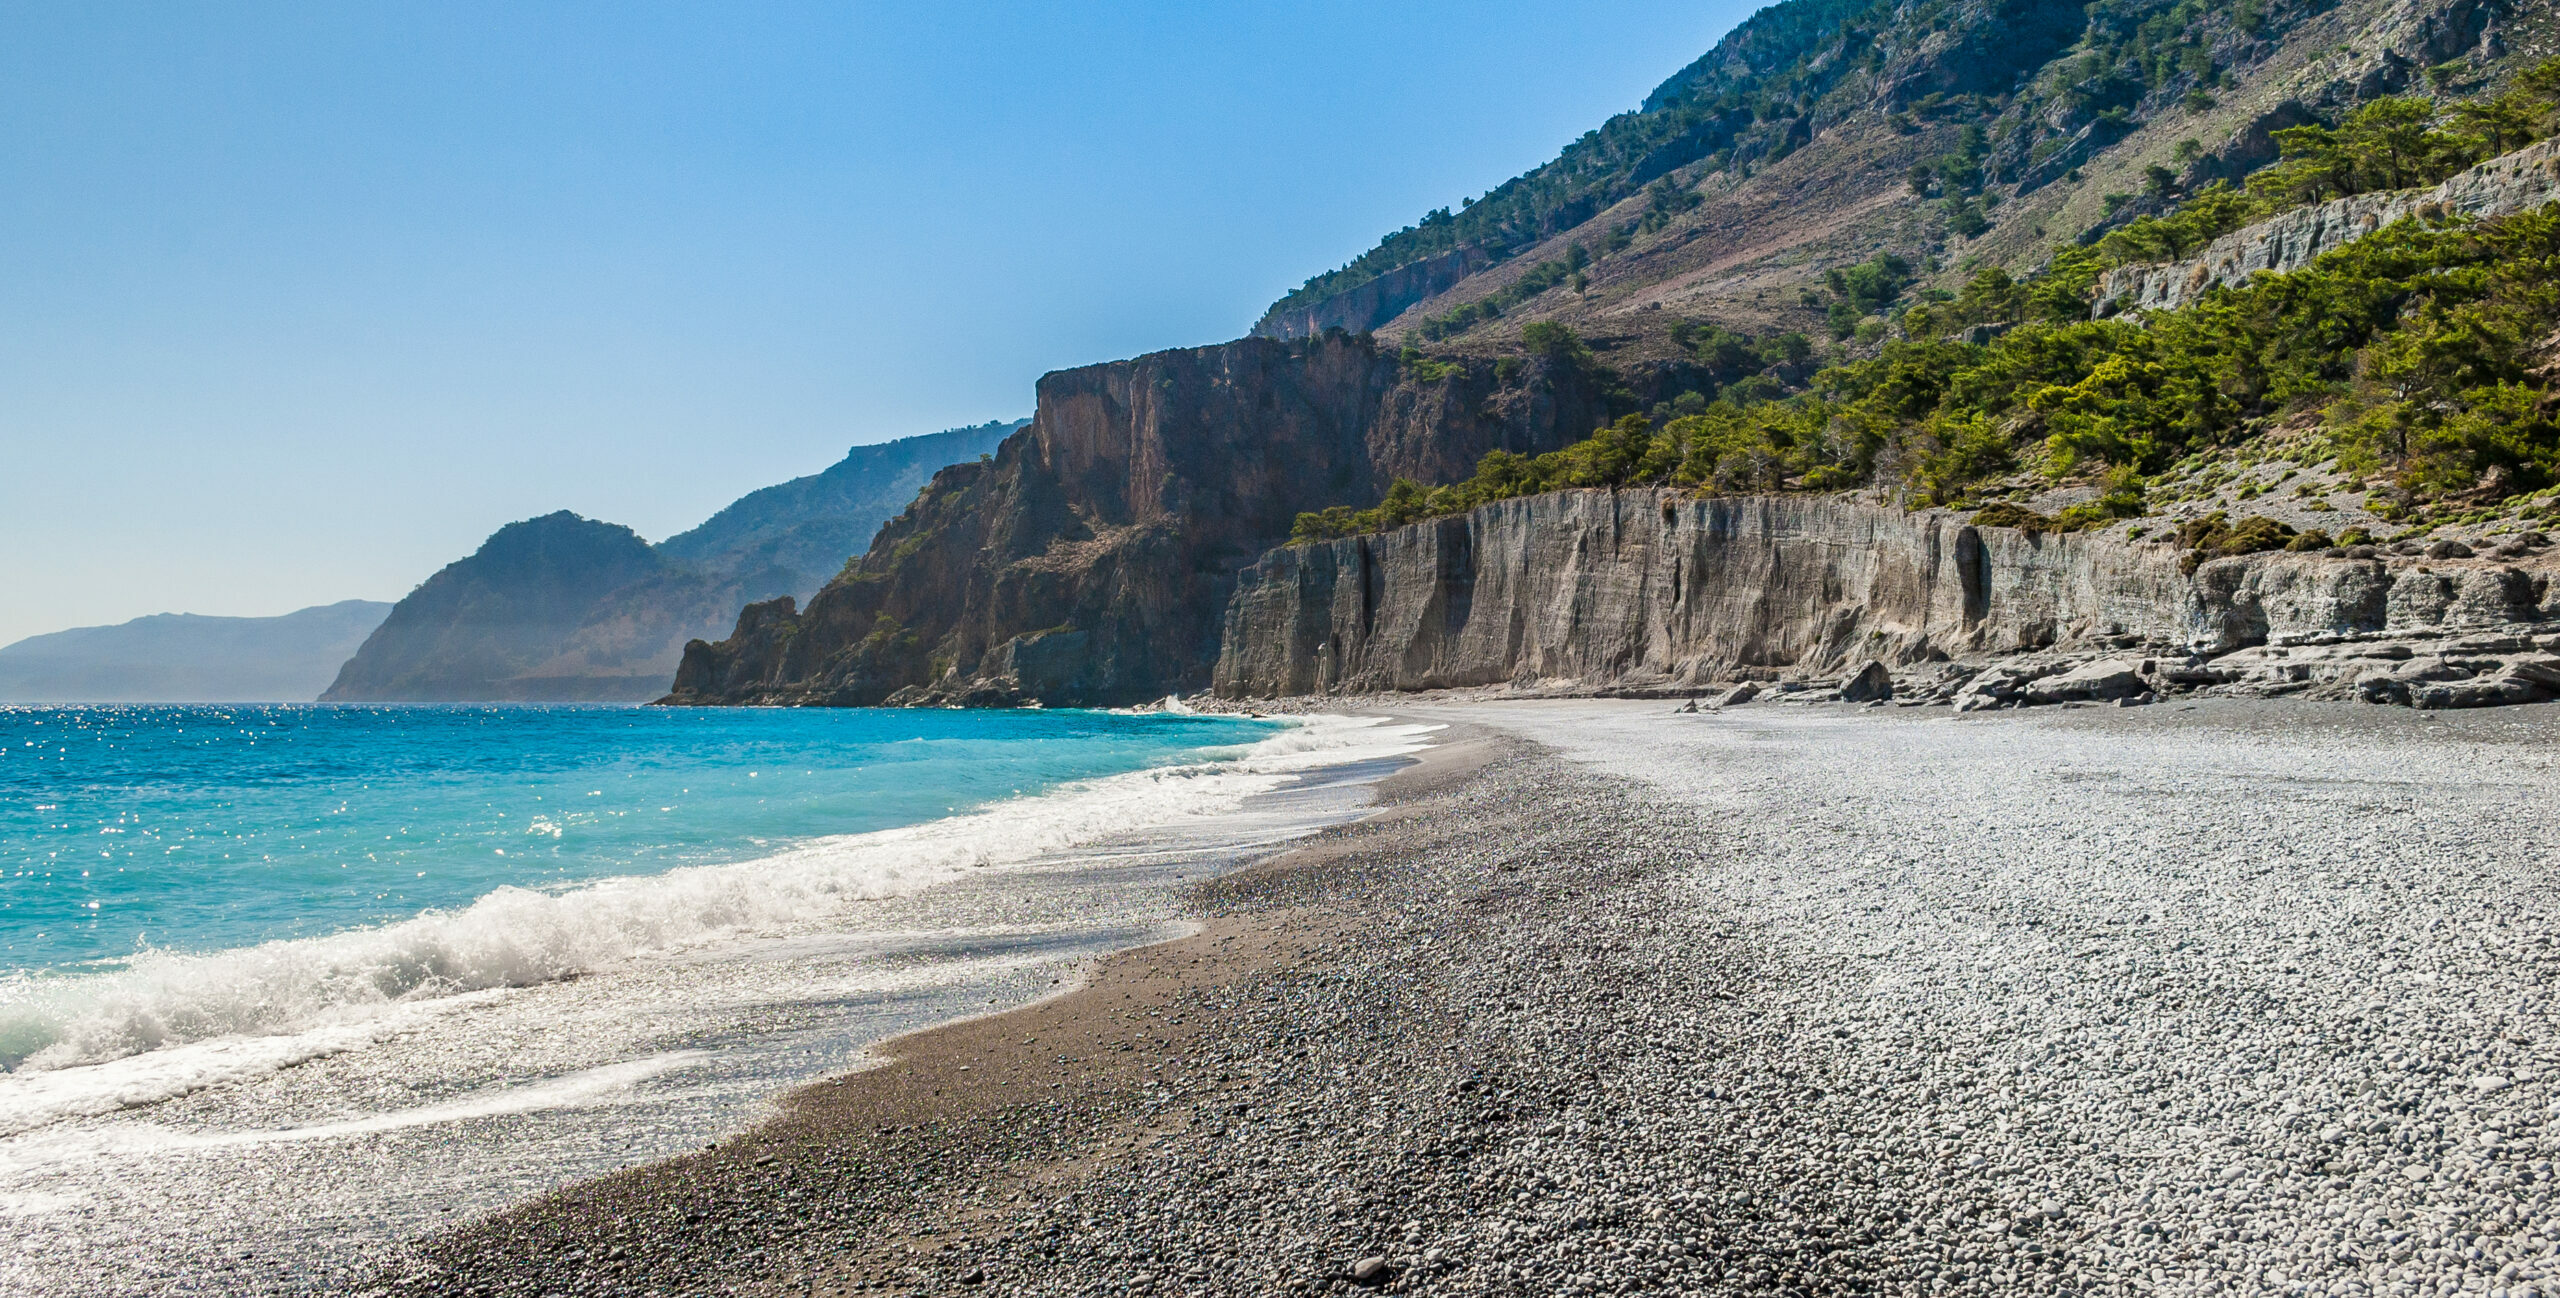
[666, 334, 1675, 706]
[1253, 248, 1493, 341]
[2097, 138, 2560, 315]
[1211, 490, 2558, 697]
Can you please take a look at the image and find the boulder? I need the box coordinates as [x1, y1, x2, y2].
[1839, 660, 1894, 703]
[1713, 682, 1761, 706]
[2413, 668, 2552, 709]
[2020, 658, 2149, 705]
[1953, 666, 2035, 712]
[2448, 566, 2538, 625]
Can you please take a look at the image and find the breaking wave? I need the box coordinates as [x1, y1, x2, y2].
[0, 715, 1430, 1101]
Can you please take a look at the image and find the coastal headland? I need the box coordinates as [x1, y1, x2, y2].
[375, 697, 2560, 1296]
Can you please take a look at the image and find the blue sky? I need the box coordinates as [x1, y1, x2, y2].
[0, 1, 1750, 645]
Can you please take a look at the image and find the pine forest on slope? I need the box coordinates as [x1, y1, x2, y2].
[1286, 72, 2560, 552]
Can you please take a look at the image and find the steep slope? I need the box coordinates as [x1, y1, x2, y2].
[322, 514, 667, 702]
[654, 419, 1025, 589]
[665, 335, 1703, 706]
[326, 421, 1019, 702]
[1258, 0, 2518, 361]
[2094, 137, 2560, 312]
[0, 601, 391, 703]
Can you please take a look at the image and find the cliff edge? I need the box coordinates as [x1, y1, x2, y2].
[664, 334, 1691, 707]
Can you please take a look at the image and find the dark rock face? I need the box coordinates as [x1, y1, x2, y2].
[666, 334, 1664, 707]
[1839, 659, 1894, 702]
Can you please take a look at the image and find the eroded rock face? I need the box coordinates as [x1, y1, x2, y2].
[1216, 492, 2156, 696]
[1210, 489, 2560, 705]
[665, 334, 1662, 707]
[2096, 138, 2560, 315]
[1253, 248, 1494, 341]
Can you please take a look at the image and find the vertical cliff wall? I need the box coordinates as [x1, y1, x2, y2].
[666, 334, 1680, 707]
[1211, 490, 2559, 697]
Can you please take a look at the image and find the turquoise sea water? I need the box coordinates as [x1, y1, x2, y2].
[0, 702, 1431, 1296]
[0, 704, 1277, 979]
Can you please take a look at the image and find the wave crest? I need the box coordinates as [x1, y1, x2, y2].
[0, 715, 1429, 1078]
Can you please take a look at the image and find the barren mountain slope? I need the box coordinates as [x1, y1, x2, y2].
[1261, 0, 2525, 364]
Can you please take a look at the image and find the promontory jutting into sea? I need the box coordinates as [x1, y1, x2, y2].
[11, 0, 2560, 1293]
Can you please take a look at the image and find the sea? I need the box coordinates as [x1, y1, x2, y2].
[0, 703, 1430, 1295]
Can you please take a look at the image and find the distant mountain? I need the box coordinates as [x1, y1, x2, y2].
[657, 420, 1026, 584]
[0, 601, 391, 703]
[322, 420, 1023, 702]
[322, 514, 670, 702]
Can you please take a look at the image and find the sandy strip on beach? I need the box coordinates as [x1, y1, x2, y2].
[366, 720, 1509, 1297]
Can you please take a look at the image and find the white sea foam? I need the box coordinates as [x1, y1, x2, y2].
[0, 715, 1428, 1125]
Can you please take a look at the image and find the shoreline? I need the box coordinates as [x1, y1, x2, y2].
[377, 697, 2560, 1298]
[0, 709, 1417, 1298]
[367, 716, 1501, 1298]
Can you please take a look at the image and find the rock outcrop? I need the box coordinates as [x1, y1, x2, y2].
[2097, 138, 2560, 315]
[1253, 248, 1492, 341]
[1211, 489, 2560, 708]
[666, 334, 1683, 707]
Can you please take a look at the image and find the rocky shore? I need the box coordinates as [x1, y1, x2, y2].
[376, 698, 2560, 1297]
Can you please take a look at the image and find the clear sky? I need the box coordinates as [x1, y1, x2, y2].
[0, 1, 1751, 646]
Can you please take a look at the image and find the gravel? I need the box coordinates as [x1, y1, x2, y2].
[393, 698, 2560, 1297]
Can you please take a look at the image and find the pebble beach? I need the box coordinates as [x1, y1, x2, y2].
[378, 699, 2560, 1297]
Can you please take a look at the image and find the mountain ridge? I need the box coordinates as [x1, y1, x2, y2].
[325, 420, 1022, 702]
[0, 601, 392, 703]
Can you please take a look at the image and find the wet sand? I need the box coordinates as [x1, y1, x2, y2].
[366, 724, 1507, 1297]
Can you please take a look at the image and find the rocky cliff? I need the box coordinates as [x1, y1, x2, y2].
[665, 334, 1700, 707]
[2098, 137, 2560, 315]
[1213, 489, 2560, 706]
[672, 0, 2552, 713]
